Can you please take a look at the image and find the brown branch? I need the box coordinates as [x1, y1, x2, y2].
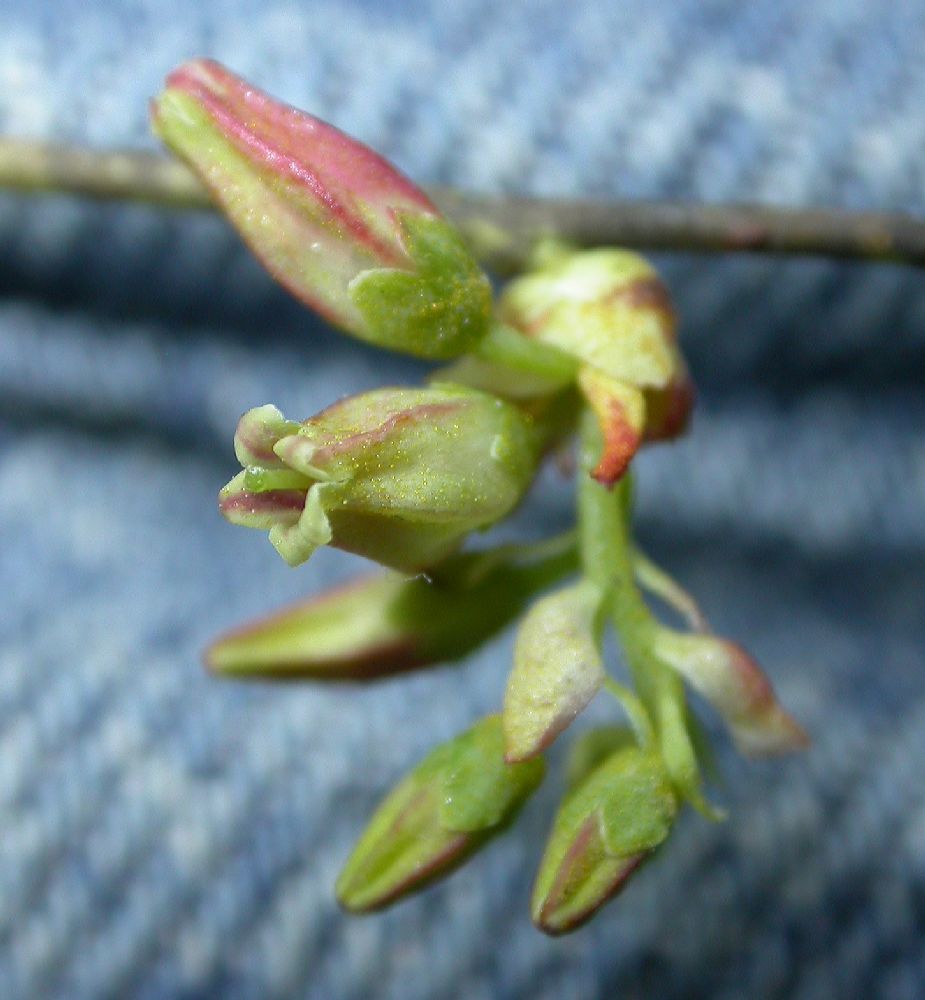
[1, 137, 923, 272]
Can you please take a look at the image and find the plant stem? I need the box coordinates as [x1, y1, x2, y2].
[575, 420, 658, 714]
[576, 411, 713, 813]
[1, 138, 923, 271]
[0, 138, 208, 210]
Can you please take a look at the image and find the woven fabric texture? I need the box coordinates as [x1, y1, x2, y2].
[0, 2, 923, 998]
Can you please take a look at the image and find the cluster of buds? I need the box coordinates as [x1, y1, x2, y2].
[154, 61, 807, 935]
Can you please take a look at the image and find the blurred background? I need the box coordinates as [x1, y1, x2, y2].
[0, 1, 923, 997]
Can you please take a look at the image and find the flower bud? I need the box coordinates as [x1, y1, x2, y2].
[336, 715, 544, 911]
[532, 744, 676, 935]
[219, 385, 541, 571]
[652, 628, 808, 756]
[152, 60, 491, 359]
[499, 248, 694, 485]
[205, 538, 577, 680]
[503, 581, 605, 762]
[500, 249, 682, 387]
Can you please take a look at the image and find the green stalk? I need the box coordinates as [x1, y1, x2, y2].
[576, 409, 717, 816]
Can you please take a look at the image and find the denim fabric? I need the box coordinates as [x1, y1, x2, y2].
[0, 2, 923, 998]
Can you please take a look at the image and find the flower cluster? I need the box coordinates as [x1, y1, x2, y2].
[154, 61, 806, 934]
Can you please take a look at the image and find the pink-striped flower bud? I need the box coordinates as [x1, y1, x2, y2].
[205, 538, 577, 680]
[152, 60, 492, 359]
[532, 742, 677, 935]
[336, 715, 544, 911]
[218, 385, 541, 571]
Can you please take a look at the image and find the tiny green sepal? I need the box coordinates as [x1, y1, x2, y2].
[336, 715, 544, 912]
[348, 212, 493, 360]
[531, 744, 677, 935]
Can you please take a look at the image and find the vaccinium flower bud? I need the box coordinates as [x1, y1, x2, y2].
[503, 581, 605, 762]
[500, 248, 694, 485]
[336, 715, 544, 911]
[532, 742, 677, 935]
[205, 538, 577, 680]
[218, 385, 541, 571]
[652, 627, 808, 756]
[152, 60, 492, 359]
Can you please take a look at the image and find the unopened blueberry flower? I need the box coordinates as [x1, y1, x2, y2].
[218, 384, 542, 571]
[532, 737, 677, 935]
[205, 536, 576, 680]
[336, 715, 544, 911]
[152, 60, 492, 359]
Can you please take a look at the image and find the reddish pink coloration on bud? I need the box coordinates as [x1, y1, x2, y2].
[152, 61, 492, 358]
[155, 60, 432, 328]
[163, 60, 434, 249]
[653, 628, 809, 756]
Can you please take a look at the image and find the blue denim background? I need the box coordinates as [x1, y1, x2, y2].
[1, 2, 924, 997]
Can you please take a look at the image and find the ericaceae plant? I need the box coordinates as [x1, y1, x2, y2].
[152, 60, 806, 934]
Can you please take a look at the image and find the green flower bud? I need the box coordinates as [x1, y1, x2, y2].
[652, 628, 808, 757]
[151, 60, 491, 359]
[219, 384, 541, 571]
[205, 538, 577, 680]
[532, 744, 677, 935]
[336, 715, 544, 911]
[503, 580, 605, 762]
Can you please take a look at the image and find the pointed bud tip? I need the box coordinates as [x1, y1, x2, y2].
[734, 708, 810, 757]
[334, 824, 472, 913]
[335, 716, 543, 911]
[533, 842, 647, 935]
